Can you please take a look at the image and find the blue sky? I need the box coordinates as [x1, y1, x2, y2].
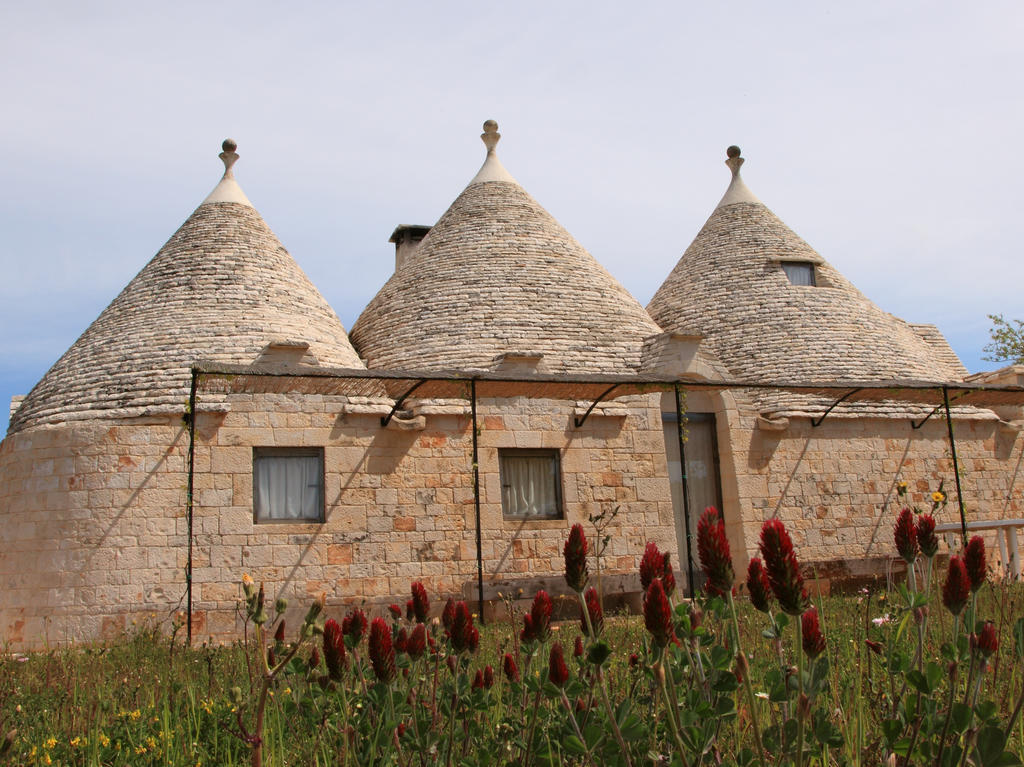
[2, 2, 1022, 433]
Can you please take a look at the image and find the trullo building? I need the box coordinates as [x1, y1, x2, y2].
[0, 127, 1020, 649]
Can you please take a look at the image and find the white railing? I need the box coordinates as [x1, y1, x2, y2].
[936, 519, 1024, 581]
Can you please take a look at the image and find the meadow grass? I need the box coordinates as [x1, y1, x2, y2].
[2, 578, 1021, 766]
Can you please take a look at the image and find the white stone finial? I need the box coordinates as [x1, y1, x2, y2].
[481, 120, 500, 154]
[715, 144, 761, 209]
[725, 145, 744, 176]
[202, 137, 253, 207]
[219, 138, 240, 178]
[467, 119, 517, 186]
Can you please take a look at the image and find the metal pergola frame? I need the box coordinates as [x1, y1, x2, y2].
[181, 362, 1024, 643]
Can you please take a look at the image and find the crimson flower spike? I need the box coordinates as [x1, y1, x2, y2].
[916, 514, 939, 559]
[759, 519, 808, 616]
[964, 536, 987, 593]
[529, 590, 553, 643]
[746, 558, 773, 613]
[564, 523, 589, 593]
[341, 608, 368, 646]
[893, 507, 918, 564]
[548, 642, 570, 687]
[801, 607, 826, 659]
[406, 624, 427, 660]
[942, 556, 970, 616]
[502, 652, 520, 682]
[697, 506, 734, 597]
[411, 582, 430, 623]
[639, 542, 665, 592]
[368, 617, 397, 683]
[581, 586, 604, 637]
[323, 618, 347, 680]
[643, 578, 674, 648]
[975, 621, 998, 658]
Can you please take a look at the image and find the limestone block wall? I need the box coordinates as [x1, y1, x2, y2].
[0, 390, 676, 648]
[721, 411, 1023, 585]
[0, 417, 190, 647]
[192, 392, 676, 642]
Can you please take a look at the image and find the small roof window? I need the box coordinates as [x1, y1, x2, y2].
[782, 261, 816, 287]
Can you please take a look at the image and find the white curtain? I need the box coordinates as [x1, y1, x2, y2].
[782, 262, 815, 286]
[255, 454, 322, 521]
[502, 454, 558, 518]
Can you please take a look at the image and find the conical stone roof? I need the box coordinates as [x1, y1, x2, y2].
[349, 121, 662, 374]
[9, 140, 364, 433]
[647, 147, 967, 414]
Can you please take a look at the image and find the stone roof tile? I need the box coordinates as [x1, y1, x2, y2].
[349, 122, 662, 374]
[9, 143, 364, 433]
[647, 148, 966, 413]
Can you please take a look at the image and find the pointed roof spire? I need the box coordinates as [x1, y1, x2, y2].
[10, 139, 364, 432]
[202, 138, 254, 206]
[350, 119, 660, 375]
[715, 145, 761, 209]
[467, 119, 517, 186]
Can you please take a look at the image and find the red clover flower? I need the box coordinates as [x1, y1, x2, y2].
[964, 536, 987, 593]
[801, 607, 826, 659]
[942, 556, 970, 616]
[548, 642, 570, 687]
[368, 617, 397, 683]
[916, 514, 939, 559]
[564, 524, 589, 593]
[643, 578, 674, 648]
[697, 506, 734, 597]
[746, 558, 773, 613]
[893, 507, 918, 564]
[411, 582, 430, 624]
[759, 519, 808, 616]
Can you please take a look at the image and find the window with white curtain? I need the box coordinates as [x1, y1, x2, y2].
[499, 449, 562, 519]
[781, 261, 816, 286]
[253, 448, 324, 523]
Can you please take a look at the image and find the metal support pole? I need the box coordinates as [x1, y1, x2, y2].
[674, 383, 696, 599]
[471, 379, 485, 623]
[942, 386, 968, 545]
[186, 368, 198, 645]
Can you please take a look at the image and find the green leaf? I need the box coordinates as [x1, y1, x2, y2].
[881, 719, 903, 748]
[906, 669, 932, 695]
[620, 715, 647, 742]
[1014, 617, 1024, 659]
[950, 702, 973, 734]
[925, 661, 944, 692]
[587, 640, 611, 667]
[975, 726, 1008, 766]
[562, 735, 587, 756]
[711, 670, 739, 693]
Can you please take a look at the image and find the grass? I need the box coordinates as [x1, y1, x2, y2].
[1, 580, 1022, 766]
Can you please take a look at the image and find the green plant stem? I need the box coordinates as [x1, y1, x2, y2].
[935, 662, 959, 767]
[444, 687, 458, 767]
[655, 654, 691, 767]
[522, 687, 543, 767]
[795, 615, 805, 767]
[1006, 677, 1024, 736]
[728, 594, 767, 767]
[576, 588, 634, 767]
[559, 689, 594, 766]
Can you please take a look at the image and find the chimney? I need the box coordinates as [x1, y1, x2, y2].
[389, 225, 431, 272]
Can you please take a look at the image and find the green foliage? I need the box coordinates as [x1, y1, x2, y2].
[3, 583, 1023, 765]
[983, 313, 1024, 364]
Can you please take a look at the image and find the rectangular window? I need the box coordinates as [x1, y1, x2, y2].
[782, 261, 816, 286]
[499, 448, 562, 519]
[253, 447, 324, 523]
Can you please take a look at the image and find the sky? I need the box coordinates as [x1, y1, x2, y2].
[2, 2, 1022, 434]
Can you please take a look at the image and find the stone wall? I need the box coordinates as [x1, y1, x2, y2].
[720, 409, 1024, 587]
[0, 391, 676, 648]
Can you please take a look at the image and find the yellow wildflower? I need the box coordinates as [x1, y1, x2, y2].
[70, 736, 81, 747]
[44, 737, 57, 749]
[44, 754, 52, 766]
[99, 734, 111, 747]
[129, 709, 141, 721]
[932, 490, 946, 504]
[146, 736, 157, 749]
